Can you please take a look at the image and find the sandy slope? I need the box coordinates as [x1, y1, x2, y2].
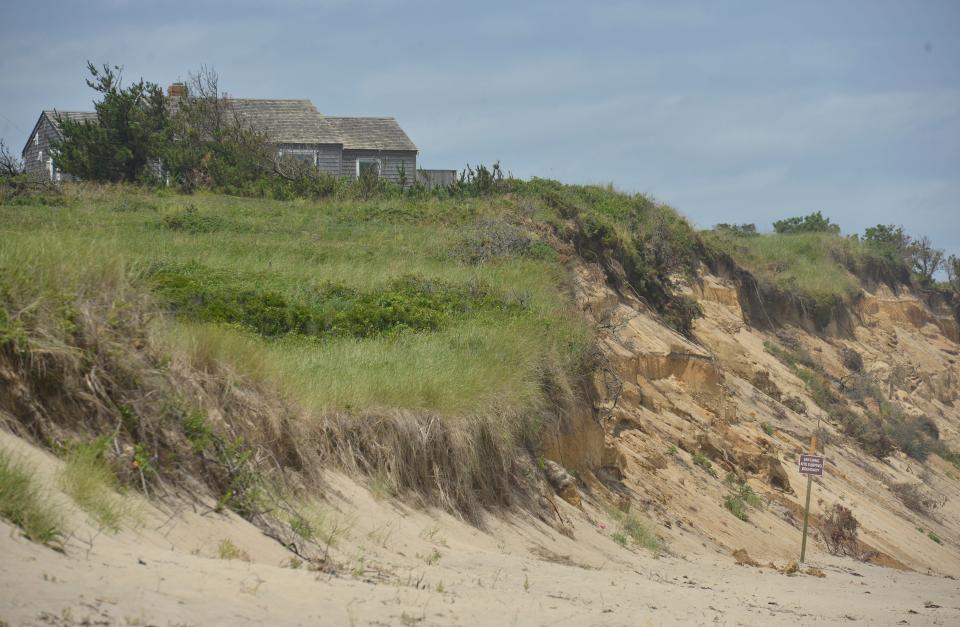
[2, 430, 959, 626]
[4, 260, 960, 625]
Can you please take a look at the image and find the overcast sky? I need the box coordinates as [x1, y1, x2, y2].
[1, 1, 957, 254]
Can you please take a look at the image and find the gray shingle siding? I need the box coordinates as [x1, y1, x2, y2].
[341, 150, 417, 185]
[22, 112, 96, 181]
[276, 143, 342, 175]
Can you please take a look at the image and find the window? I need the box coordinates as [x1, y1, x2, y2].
[38, 149, 43, 162]
[356, 158, 380, 178]
[34, 133, 39, 146]
[277, 148, 317, 167]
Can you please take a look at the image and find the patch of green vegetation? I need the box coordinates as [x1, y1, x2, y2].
[513, 178, 704, 336]
[763, 341, 820, 372]
[150, 263, 521, 340]
[161, 205, 228, 233]
[0, 446, 63, 546]
[723, 494, 749, 521]
[58, 437, 133, 532]
[705, 230, 857, 324]
[611, 531, 628, 547]
[761, 422, 775, 436]
[1, 187, 589, 419]
[936, 448, 960, 472]
[692, 453, 718, 478]
[928, 531, 942, 545]
[723, 475, 764, 522]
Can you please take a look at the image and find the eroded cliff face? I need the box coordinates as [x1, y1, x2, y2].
[559, 260, 960, 574]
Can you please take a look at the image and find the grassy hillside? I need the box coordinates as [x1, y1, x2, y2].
[2, 188, 584, 416]
[0, 178, 702, 525]
[703, 224, 919, 328]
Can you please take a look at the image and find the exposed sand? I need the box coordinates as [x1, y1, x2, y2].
[2, 430, 959, 626]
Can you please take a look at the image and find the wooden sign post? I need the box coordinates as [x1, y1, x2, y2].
[799, 433, 825, 563]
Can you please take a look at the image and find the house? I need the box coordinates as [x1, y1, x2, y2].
[21, 86, 419, 184]
[21, 110, 96, 181]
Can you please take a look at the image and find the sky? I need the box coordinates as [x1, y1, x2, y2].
[1, 0, 957, 255]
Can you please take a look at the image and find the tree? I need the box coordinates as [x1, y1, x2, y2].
[946, 255, 960, 295]
[863, 224, 911, 253]
[52, 62, 167, 182]
[163, 67, 273, 191]
[772, 211, 840, 234]
[909, 236, 944, 287]
[0, 139, 23, 177]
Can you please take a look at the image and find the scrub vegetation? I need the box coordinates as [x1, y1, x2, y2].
[0, 173, 706, 529]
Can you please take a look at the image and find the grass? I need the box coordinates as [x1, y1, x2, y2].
[0, 446, 63, 546]
[281, 500, 352, 551]
[58, 438, 134, 532]
[1, 188, 588, 419]
[0, 179, 700, 521]
[217, 538, 250, 560]
[607, 507, 663, 553]
[706, 231, 859, 302]
[928, 531, 942, 544]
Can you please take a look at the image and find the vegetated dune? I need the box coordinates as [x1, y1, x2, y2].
[1, 180, 959, 625]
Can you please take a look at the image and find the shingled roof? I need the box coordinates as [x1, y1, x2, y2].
[44, 110, 99, 131]
[227, 99, 342, 145]
[324, 117, 417, 151]
[30, 102, 416, 152]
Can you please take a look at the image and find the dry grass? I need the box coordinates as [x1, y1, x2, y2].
[59, 439, 137, 532]
[0, 446, 63, 546]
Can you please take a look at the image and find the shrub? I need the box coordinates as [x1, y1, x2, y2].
[0, 447, 63, 546]
[692, 453, 718, 478]
[885, 418, 934, 462]
[890, 482, 939, 515]
[714, 223, 758, 236]
[723, 475, 763, 521]
[821, 503, 860, 558]
[150, 265, 521, 340]
[457, 220, 532, 264]
[607, 506, 662, 553]
[840, 347, 863, 372]
[161, 205, 227, 233]
[773, 211, 840, 235]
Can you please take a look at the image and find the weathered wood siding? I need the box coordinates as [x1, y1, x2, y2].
[417, 169, 457, 189]
[276, 143, 342, 176]
[21, 115, 77, 181]
[341, 150, 417, 185]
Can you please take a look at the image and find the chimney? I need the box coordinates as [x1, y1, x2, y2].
[167, 82, 187, 98]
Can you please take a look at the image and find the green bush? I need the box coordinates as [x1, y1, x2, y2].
[723, 475, 764, 521]
[150, 264, 521, 340]
[773, 211, 840, 235]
